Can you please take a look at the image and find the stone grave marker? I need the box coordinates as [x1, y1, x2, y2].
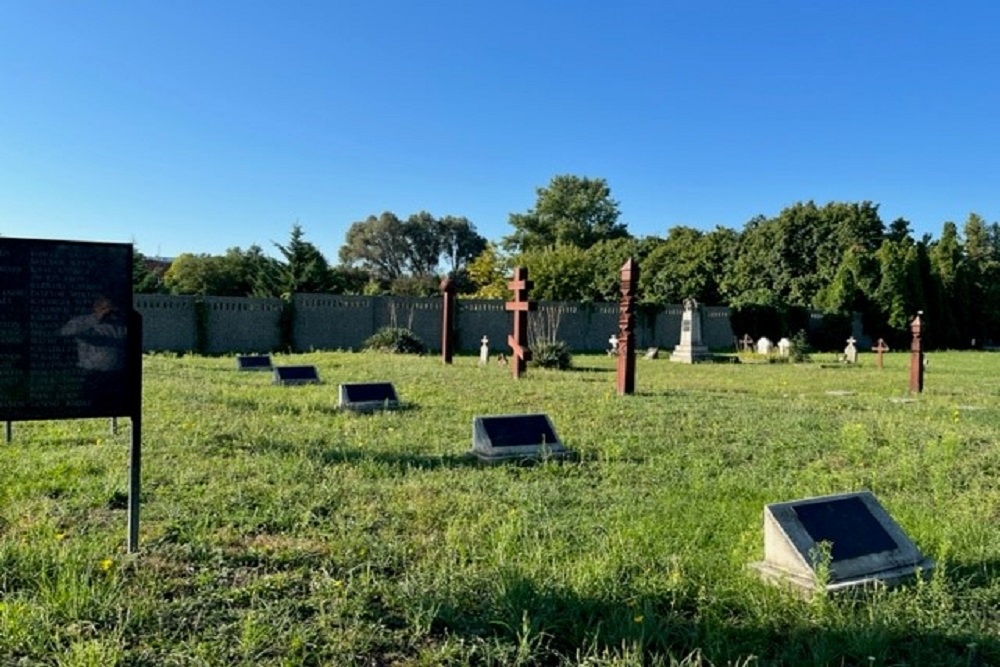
[236, 355, 273, 371]
[644, 347, 659, 360]
[751, 490, 933, 593]
[338, 382, 399, 412]
[739, 334, 754, 352]
[273, 365, 321, 385]
[777, 337, 791, 358]
[469, 413, 575, 463]
[479, 336, 490, 365]
[607, 334, 619, 356]
[669, 297, 711, 363]
[756, 336, 773, 356]
[844, 336, 858, 364]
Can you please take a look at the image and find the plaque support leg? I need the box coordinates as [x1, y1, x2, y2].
[110, 417, 118, 436]
[4, 421, 10, 444]
[127, 412, 141, 553]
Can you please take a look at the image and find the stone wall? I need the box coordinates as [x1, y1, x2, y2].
[133, 293, 734, 354]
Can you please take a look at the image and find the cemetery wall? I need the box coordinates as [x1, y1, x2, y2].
[202, 296, 284, 354]
[133, 294, 198, 352]
[133, 293, 735, 354]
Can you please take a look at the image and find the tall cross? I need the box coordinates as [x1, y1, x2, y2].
[616, 257, 639, 395]
[440, 277, 457, 364]
[909, 312, 924, 393]
[505, 267, 535, 379]
[871, 337, 889, 370]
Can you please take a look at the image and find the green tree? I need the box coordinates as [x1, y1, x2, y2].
[465, 243, 511, 299]
[504, 175, 629, 253]
[439, 215, 488, 275]
[132, 249, 166, 293]
[271, 224, 332, 295]
[163, 253, 245, 296]
[519, 245, 601, 302]
[339, 212, 410, 281]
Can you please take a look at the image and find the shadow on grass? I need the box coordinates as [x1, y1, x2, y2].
[427, 573, 1000, 665]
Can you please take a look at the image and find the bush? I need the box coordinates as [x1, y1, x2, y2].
[790, 329, 812, 363]
[531, 340, 573, 370]
[363, 327, 425, 354]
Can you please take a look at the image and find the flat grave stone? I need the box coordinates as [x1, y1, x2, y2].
[825, 390, 854, 396]
[889, 397, 917, 404]
[338, 382, 400, 412]
[272, 365, 321, 385]
[236, 355, 273, 371]
[644, 347, 659, 360]
[751, 490, 932, 593]
[469, 413, 575, 463]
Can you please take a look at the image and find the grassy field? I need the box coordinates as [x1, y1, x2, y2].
[2, 349, 1000, 666]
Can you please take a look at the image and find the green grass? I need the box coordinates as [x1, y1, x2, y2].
[2, 350, 1000, 665]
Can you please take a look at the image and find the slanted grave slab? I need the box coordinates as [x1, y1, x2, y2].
[273, 365, 321, 385]
[469, 413, 575, 463]
[236, 355, 273, 371]
[751, 490, 932, 593]
[338, 382, 400, 412]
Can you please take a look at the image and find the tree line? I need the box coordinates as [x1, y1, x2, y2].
[134, 174, 1000, 349]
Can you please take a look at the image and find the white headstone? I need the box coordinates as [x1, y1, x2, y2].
[608, 334, 619, 356]
[756, 336, 773, 356]
[777, 337, 792, 358]
[479, 336, 490, 365]
[844, 336, 858, 364]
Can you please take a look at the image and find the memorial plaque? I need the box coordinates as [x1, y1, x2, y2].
[338, 382, 399, 412]
[0, 238, 137, 421]
[272, 365, 321, 385]
[0, 237, 143, 553]
[236, 355, 273, 371]
[469, 413, 575, 463]
[751, 491, 933, 593]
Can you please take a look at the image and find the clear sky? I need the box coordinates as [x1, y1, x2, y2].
[2, 1, 998, 260]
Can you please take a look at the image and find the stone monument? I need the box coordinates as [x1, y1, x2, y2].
[756, 336, 773, 356]
[844, 336, 858, 364]
[669, 298, 711, 363]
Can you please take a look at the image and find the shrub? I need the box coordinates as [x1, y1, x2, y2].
[363, 327, 425, 354]
[790, 329, 812, 363]
[531, 340, 573, 370]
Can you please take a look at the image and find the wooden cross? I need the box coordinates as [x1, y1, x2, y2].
[616, 257, 639, 396]
[871, 337, 889, 370]
[739, 334, 753, 352]
[505, 267, 536, 379]
[440, 277, 457, 364]
[909, 312, 924, 393]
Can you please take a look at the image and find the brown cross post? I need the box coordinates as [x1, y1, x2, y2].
[909, 312, 924, 393]
[871, 337, 889, 370]
[505, 267, 536, 379]
[616, 257, 639, 396]
[440, 277, 457, 364]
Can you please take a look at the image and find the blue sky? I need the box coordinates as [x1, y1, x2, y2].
[2, 1, 998, 260]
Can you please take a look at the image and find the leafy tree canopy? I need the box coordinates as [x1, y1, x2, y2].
[504, 175, 629, 253]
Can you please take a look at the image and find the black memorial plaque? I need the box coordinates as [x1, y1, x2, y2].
[341, 382, 397, 403]
[236, 355, 273, 371]
[479, 414, 558, 449]
[792, 495, 898, 562]
[338, 382, 399, 411]
[273, 365, 321, 385]
[0, 238, 136, 421]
